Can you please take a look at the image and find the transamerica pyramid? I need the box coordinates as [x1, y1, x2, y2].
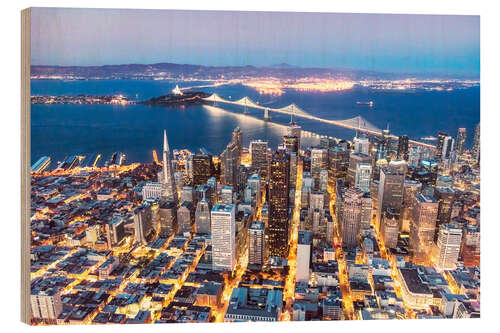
[162, 129, 178, 202]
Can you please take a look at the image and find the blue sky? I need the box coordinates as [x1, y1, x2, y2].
[31, 8, 480, 76]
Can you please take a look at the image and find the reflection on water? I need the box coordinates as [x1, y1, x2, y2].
[30, 79, 479, 164]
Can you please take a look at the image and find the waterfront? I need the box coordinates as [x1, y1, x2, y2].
[31, 79, 479, 165]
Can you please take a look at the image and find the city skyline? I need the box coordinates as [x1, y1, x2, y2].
[25, 8, 480, 325]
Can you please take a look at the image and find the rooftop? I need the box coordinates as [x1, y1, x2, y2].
[212, 203, 234, 212]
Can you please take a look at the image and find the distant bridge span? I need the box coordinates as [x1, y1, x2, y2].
[202, 93, 436, 149]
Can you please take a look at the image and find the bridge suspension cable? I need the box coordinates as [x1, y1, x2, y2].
[202, 93, 435, 149]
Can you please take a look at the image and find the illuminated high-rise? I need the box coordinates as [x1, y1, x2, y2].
[377, 127, 392, 160]
[377, 167, 405, 232]
[436, 224, 462, 271]
[267, 150, 290, 258]
[177, 201, 194, 233]
[248, 221, 265, 266]
[381, 207, 400, 249]
[289, 152, 298, 190]
[283, 135, 299, 154]
[408, 146, 421, 167]
[436, 131, 449, 161]
[250, 140, 269, 180]
[221, 140, 239, 188]
[472, 123, 480, 161]
[231, 126, 243, 165]
[328, 146, 349, 186]
[441, 136, 455, 162]
[211, 203, 236, 271]
[341, 187, 364, 248]
[134, 203, 153, 245]
[296, 230, 313, 283]
[397, 135, 409, 160]
[159, 200, 177, 236]
[410, 194, 438, 263]
[355, 162, 372, 193]
[192, 154, 213, 187]
[162, 130, 178, 202]
[319, 169, 329, 193]
[286, 122, 302, 151]
[311, 148, 327, 190]
[195, 198, 211, 234]
[354, 134, 370, 155]
[456, 128, 467, 155]
[401, 180, 422, 233]
[360, 193, 373, 231]
[434, 187, 456, 241]
[347, 152, 371, 187]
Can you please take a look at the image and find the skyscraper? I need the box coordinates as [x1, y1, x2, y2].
[402, 180, 422, 233]
[221, 186, 233, 204]
[436, 224, 463, 271]
[289, 152, 298, 190]
[347, 152, 372, 187]
[296, 230, 313, 283]
[248, 221, 265, 266]
[195, 198, 211, 234]
[134, 203, 153, 245]
[159, 200, 177, 236]
[408, 146, 421, 167]
[192, 154, 213, 187]
[456, 128, 467, 155]
[410, 194, 438, 263]
[267, 150, 290, 258]
[436, 131, 449, 161]
[247, 173, 261, 204]
[221, 140, 239, 188]
[341, 187, 364, 248]
[360, 192, 373, 231]
[211, 203, 236, 271]
[461, 224, 480, 267]
[377, 127, 392, 160]
[328, 146, 349, 186]
[355, 162, 372, 193]
[377, 167, 405, 232]
[177, 201, 194, 233]
[311, 148, 327, 189]
[232, 127, 243, 165]
[220, 127, 243, 188]
[397, 135, 409, 161]
[162, 130, 178, 202]
[319, 169, 329, 193]
[472, 123, 480, 162]
[434, 187, 456, 241]
[286, 122, 302, 151]
[441, 136, 455, 162]
[250, 140, 269, 180]
[354, 135, 370, 155]
[381, 207, 400, 249]
[283, 135, 299, 154]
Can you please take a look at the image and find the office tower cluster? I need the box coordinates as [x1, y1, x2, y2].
[31, 119, 480, 324]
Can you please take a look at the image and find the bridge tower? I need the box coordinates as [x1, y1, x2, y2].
[212, 94, 217, 106]
[264, 108, 270, 121]
[244, 99, 249, 115]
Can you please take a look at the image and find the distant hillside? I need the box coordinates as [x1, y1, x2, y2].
[30, 62, 388, 80]
[31, 62, 477, 81]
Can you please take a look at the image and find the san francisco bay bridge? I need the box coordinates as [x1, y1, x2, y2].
[202, 93, 436, 149]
